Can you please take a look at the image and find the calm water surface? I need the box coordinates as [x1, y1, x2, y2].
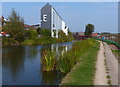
[2, 42, 73, 85]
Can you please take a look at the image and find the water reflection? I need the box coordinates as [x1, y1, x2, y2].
[2, 46, 25, 81]
[41, 71, 65, 85]
[2, 42, 73, 85]
[51, 42, 72, 56]
[24, 46, 39, 60]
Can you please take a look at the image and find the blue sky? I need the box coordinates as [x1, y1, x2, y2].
[2, 2, 118, 33]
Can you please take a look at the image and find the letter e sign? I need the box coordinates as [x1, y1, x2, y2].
[43, 14, 47, 22]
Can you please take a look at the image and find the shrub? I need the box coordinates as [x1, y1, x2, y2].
[40, 28, 51, 37]
[26, 28, 38, 40]
[2, 37, 19, 45]
[58, 30, 74, 42]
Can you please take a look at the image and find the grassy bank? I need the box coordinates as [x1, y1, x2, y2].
[112, 50, 120, 63]
[2, 34, 74, 46]
[60, 39, 100, 85]
[93, 38, 120, 49]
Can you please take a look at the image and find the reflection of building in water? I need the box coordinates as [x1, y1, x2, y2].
[51, 43, 72, 56]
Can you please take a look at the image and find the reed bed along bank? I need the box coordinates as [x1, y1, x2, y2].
[60, 39, 100, 85]
[41, 39, 100, 85]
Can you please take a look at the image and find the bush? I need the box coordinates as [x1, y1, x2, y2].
[58, 30, 74, 42]
[26, 28, 38, 40]
[40, 28, 51, 37]
[2, 37, 19, 45]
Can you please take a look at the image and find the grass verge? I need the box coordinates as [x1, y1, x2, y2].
[112, 50, 120, 63]
[60, 40, 100, 85]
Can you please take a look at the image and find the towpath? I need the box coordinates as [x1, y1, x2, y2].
[94, 41, 118, 86]
[103, 42, 118, 85]
[94, 41, 108, 85]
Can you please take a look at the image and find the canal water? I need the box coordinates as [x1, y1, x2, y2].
[2, 42, 73, 85]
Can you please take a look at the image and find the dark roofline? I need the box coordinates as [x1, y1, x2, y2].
[42, 3, 62, 20]
[52, 7, 62, 20]
[41, 3, 52, 10]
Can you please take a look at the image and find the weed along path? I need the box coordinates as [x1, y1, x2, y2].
[94, 41, 108, 85]
[103, 42, 118, 85]
[94, 41, 118, 85]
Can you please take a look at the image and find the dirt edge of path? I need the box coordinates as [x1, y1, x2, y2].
[94, 41, 108, 85]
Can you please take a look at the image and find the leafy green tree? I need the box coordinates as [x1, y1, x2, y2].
[36, 27, 41, 35]
[101, 32, 111, 35]
[85, 24, 95, 36]
[3, 8, 25, 42]
[26, 28, 38, 39]
[58, 30, 66, 38]
[40, 28, 51, 37]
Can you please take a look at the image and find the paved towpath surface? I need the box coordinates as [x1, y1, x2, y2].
[103, 42, 118, 85]
[94, 41, 108, 85]
[94, 41, 118, 86]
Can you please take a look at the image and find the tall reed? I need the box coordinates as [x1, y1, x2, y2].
[40, 39, 97, 73]
[41, 49, 56, 71]
[59, 39, 96, 73]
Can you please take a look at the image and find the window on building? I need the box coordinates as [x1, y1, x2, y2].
[65, 26, 67, 29]
[53, 24, 55, 27]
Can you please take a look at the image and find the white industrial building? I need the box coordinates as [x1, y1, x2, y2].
[41, 3, 68, 38]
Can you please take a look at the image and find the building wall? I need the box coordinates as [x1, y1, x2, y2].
[41, 3, 51, 30]
[51, 8, 62, 30]
[51, 7, 62, 38]
[41, 3, 68, 38]
[62, 20, 68, 35]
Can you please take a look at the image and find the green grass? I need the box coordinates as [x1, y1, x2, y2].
[3, 34, 74, 46]
[112, 50, 120, 63]
[112, 50, 120, 52]
[107, 80, 112, 85]
[21, 36, 74, 45]
[21, 37, 58, 45]
[60, 40, 100, 85]
[106, 75, 111, 79]
[59, 39, 97, 74]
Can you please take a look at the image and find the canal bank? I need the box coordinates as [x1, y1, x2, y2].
[2, 35, 74, 46]
[60, 39, 100, 85]
[2, 41, 74, 85]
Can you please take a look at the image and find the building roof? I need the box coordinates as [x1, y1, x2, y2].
[92, 33, 98, 37]
[24, 24, 33, 28]
[42, 3, 62, 20]
[72, 32, 85, 36]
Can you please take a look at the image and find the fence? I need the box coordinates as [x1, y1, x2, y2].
[93, 34, 120, 49]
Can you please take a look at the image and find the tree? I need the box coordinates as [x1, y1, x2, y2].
[26, 28, 38, 39]
[40, 28, 51, 37]
[58, 30, 66, 38]
[85, 24, 95, 36]
[36, 27, 41, 35]
[3, 8, 25, 42]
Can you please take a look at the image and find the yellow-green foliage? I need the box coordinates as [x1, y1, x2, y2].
[59, 39, 96, 73]
[61, 40, 100, 85]
[41, 49, 56, 71]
